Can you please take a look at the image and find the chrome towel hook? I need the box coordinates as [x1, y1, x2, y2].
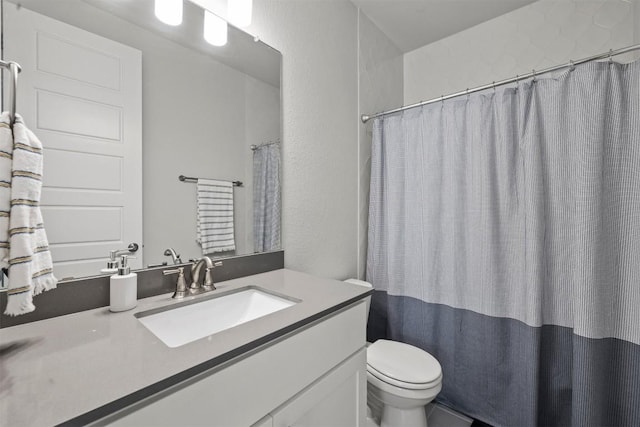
[0, 60, 22, 126]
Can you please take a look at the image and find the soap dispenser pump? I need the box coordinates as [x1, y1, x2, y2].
[101, 251, 120, 275]
[109, 255, 137, 312]
[101, 243, 139, 274]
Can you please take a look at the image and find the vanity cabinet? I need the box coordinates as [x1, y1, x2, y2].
[96, 301, 367, 427]
[270, 349, 365, 427]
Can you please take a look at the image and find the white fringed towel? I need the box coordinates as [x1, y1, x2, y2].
[196, 179, 235, 254]
[0, 115, 11, 270]
[1, 113, 57, 316]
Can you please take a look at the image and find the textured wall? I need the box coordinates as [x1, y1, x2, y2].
[405, 0, 638, 105]
[247, 1, 359, 279]
[357, 11, 404, 279]
[633, 0, 640, 44]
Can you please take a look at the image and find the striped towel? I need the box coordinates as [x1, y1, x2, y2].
[1, 113, 57, 316]
[196, 179, 235, 254]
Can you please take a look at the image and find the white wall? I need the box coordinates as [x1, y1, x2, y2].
[140, 30, 248, 264]
[404, 0, 638, 105]
[635, 0, 640, 43]
[247, 0, 360, 279]
[357, 11, 404, 279]
[4, 0, 366, 280]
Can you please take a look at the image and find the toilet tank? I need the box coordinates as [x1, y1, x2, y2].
[344, 279, 372, 319]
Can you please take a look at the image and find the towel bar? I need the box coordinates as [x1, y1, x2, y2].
[178, 175, 243, 187]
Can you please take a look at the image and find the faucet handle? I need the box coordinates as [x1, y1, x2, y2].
[202, 261, 223, 291]
[164, 267, 188, 299]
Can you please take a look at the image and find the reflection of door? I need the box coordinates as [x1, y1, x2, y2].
[3, 5, 142, 279]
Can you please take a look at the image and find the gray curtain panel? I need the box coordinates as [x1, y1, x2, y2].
[367, 59, 640, 426]
[253, 143, 281, 252]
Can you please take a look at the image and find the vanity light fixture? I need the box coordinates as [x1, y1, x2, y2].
[155, 0, 183, 26]
[228, 0, 252, 28]
[156, 0, 253, 47]
[204, 10, 228, 46]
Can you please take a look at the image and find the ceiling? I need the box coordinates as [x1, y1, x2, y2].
[351, 0, 537, 53]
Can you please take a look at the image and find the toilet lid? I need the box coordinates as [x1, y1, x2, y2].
[367, 340, 442, 389]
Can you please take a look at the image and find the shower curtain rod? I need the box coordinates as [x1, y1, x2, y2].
[361, 43, 640, 123]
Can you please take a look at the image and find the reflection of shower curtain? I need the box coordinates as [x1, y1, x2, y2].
[367, 59, 640, 426]
[253, 143, 281, 252]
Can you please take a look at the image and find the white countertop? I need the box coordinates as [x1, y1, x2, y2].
[0, 269, 370, 426]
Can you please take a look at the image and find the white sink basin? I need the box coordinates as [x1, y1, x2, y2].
[136, 287, 298, 348]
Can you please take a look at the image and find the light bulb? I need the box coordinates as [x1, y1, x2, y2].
[228, 0, 252, 28]
[155, 0, 183, 26]
[204, 10, 227, 46]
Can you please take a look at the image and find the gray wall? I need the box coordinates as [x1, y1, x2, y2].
[357, 11, 404, 280]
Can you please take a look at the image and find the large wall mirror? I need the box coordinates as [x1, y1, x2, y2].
[1, 0, 282, 281]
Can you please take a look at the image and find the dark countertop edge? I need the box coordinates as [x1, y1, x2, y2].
[59, 289, 373, 427]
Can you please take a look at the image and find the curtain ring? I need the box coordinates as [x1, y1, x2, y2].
[492, 81, 496, 92]
[440, 95, 445, 105]
[532, 69, 537, 82]
[569, 60, 576, 71]
[466, 88, 470, 99]
[608, 49, 614, 65]
[515, 75, 519, 91]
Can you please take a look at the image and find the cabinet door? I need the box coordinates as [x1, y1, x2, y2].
[272, 349, 366, 427]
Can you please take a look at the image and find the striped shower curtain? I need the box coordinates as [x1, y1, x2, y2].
[367, 59, 640, 426]
[253, 143, 281, 252]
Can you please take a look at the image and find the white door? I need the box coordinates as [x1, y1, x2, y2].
[3, 5, 142, 279]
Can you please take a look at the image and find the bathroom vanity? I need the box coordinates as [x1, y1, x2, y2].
[0, 269, 370, 426]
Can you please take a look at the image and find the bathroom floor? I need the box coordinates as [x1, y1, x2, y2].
[366, 403, 478, 427]
[426, 403, 473, 427]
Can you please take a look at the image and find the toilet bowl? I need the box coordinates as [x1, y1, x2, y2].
[346, 279, 443, 427]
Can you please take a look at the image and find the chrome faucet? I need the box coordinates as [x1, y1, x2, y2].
[164, 248, 183, 265]
[163, 267, 188, 299]
[190, 257, 223, 293]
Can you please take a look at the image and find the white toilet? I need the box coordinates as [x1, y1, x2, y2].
[346, 279, 443, 427]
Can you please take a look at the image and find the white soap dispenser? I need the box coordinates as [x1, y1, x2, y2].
[110, 255, 137, 312]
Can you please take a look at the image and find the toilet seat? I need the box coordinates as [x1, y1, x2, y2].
[367, 340, 442, 390]
[368, 364, 442, 390]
